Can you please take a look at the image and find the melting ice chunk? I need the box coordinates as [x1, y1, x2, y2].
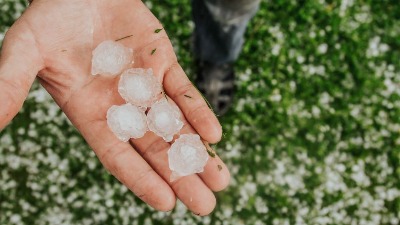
[147, 99, 183, 142]
[91, 40, 133, 76]
[168, 134, 209, 180]
[106, 103, 148, 142]
[118, 68, 162, 107]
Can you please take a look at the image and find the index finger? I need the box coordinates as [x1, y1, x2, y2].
[163, 64, 222, 143]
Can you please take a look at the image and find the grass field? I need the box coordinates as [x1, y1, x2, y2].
[1, 0, 400, 224]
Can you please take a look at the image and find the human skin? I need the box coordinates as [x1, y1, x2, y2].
[0, 0, 230, 216]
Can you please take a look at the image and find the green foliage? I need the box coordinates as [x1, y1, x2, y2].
[1, 0, 400, 224]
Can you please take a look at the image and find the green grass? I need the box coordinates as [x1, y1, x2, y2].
[1, 0, 400, 224]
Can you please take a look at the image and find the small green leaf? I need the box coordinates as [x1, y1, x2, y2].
[163, 91, 168, 101]
[184, 94, 192, 98]
[151, 48, 157, 55]
[154, 28, 163, 33]
[207, 149, 216, 158]
[115, 34, 133, 41]
[202, 140, 216, 158]
[217, 165, 222, 171]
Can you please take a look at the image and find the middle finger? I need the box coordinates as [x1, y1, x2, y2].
[130, 130, 216, 216]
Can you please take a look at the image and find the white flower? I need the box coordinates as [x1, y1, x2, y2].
[317, 43, 328, 54]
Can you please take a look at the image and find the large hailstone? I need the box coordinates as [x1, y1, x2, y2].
[91, 40, 133, 76]
[106, 103, 148, 142]
[147, 99, 184, 142]
[118, 68, 162, 108]
[168, 134, 209, 181]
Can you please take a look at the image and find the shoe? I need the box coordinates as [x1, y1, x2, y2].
[195, 60, 235, 116]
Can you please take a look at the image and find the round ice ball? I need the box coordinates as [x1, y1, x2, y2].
[106, 103, 148, 142]
[91, 40, 133, 76]
[168, 134, 209, 178]
[118, 68, 162, 107]
[147, 99, 183, 142]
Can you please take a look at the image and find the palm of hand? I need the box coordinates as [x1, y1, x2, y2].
[0, 0, 229, 215]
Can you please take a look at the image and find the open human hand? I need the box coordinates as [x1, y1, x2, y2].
[0, 0, 230, 215]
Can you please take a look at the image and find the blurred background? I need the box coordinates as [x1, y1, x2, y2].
[1, 0, 400, 224]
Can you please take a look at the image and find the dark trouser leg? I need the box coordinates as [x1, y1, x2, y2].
[192, 0, 261, 64]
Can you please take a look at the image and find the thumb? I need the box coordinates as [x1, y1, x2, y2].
[0, 20, 44, 130]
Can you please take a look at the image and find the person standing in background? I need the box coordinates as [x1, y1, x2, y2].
[192, 0, 260, 115]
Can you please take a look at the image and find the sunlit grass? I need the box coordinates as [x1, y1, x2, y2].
[1, 0, 399, 224]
